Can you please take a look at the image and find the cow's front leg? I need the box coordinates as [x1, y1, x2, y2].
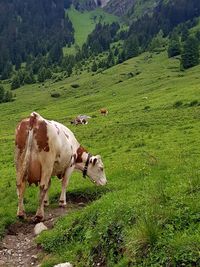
[17, 180, 26, 219]
[59, 167, 74, 208]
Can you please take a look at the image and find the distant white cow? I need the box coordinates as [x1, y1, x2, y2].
[15, 112, 107, 222]
[71, 115, 91, 125]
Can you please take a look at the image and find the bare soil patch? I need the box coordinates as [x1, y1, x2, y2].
[0, 202, 87, 267]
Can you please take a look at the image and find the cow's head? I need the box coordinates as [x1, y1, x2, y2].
[87, 155, 107, 186]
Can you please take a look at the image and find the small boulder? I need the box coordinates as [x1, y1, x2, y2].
[34, 223, 48, 236]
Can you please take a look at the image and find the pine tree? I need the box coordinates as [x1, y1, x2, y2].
[11, 76, 21, 90]
[124, 35, 139, 60]
[4, 91, 13, 102]
[1, 62, 12, 80]
[38, 68, 46, 82]
[181, 36, 199, 69]
[168, 36, 181, 58]
[0, 85, 5, 102]
[91, 61, 97, 72]
[107, 50, 115, 67]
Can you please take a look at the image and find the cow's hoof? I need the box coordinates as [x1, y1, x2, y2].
[44, 200, 49, 207]
[17, 211, 26, 220]
[59, 200, 67, 208]
[33, 215, 44, 223]
[17, 214, 26, 220]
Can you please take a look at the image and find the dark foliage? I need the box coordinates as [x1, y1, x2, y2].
[128, 0, 200, 49]
[84, 22, 120, 56]
[0, 0, 74, 77]
[181, 36, 199, 69]
[0, 85, 13, 102]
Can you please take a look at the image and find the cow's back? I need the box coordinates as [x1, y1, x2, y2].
[15, 113, 79, 185]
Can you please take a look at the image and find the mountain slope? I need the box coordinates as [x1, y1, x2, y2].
[0, 50, 200, 266]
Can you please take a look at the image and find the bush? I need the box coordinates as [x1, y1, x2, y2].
[50, 92, 60, 98]
[71, 84, 80, 88]
[173, 100, 183, 108]
[189, 100, 198, 107]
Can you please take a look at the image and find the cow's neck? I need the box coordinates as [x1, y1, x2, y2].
[75, 146, 89, 172]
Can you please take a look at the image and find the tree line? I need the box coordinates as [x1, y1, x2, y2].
[0, 0, 74, 80]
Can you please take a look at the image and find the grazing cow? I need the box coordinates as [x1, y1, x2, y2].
[15, 112, 107, 222]
[71, 115, 91, 125]
[100, 108, 108, 115]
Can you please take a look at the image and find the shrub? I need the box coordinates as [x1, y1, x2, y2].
[173, 100, 183, 108]
[71, 84, 80, 88]
[51, 92, 60, 98]
[189, 100, 198, 107]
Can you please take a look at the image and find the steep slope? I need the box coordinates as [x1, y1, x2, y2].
[0, 50, 200, 266]
[104, 0, 159, 17]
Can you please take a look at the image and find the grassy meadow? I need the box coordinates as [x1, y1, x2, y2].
[63, 7, 119, 55]
[0, 51, 200, 266]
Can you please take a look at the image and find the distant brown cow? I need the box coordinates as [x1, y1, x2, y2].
[100, 109, 108, 115]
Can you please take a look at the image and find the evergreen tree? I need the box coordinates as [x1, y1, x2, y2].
[181, 36, 199, 69]
[168, 35, 181, 58]
[1, 62, 12, 80]
[91, 61, 97, 72]
[38, 67, 46, 83]
[124, 35, 139, 59]
[24, 70, 35, 84]
[0, 85, 5, 102]
[45, 69, 52, 80]
[11, 76, 20, 90]
[107, 50, 115, 67]
[181, 25, 189, 42]
[48, 43, 63, 64]
[148, 30, 167, 52]
[4, 90, 13, 102]
[117, 50, 126, 64]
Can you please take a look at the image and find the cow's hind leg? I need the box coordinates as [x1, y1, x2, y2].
[59, 167, 74, 208]
[17, 180, 26, 219]
[44, 180, 51, 207]
[34, 179, 51, 222]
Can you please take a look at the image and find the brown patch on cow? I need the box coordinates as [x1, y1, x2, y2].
[76, 146, 87, 163]
[15, 120, 29, 154]
[34, 120, 49, 152]
[27, 158, 41, 185]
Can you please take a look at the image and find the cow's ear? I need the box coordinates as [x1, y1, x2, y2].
[93, 157, 97, 166]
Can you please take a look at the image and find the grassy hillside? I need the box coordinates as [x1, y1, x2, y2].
[64, 6, 119, 54]
[0, 51, 200, 266]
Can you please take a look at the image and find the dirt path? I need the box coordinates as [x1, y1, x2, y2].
[0, 201, 86, 267]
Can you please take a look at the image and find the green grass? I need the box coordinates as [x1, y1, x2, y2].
[63, 6, 120, 55]
[1, 51, 200, 266]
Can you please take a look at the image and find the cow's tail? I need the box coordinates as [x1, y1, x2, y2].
[20, 112, 39, 181]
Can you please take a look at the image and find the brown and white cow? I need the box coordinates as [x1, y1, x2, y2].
[100, 108, 108, 115]
[71, 115, 91, 125]
[15, 112, 107, 222]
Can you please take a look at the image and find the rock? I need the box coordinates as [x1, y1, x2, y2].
[53, 263, 73, 267]
[34, 223, 48, 236]
[0, 260, 5, 266]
